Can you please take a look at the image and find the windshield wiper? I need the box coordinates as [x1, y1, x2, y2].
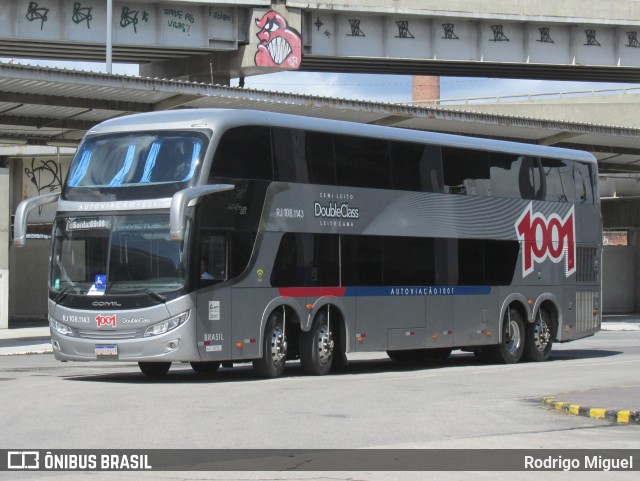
[54, 286, 72, 304]
[144, 289, 166, 304]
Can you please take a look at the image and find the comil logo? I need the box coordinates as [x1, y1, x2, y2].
[96, 315, 116, 328]
[515, 203, 575, 278]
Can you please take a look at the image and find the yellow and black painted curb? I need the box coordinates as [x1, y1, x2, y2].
[543, 398, 640, 425]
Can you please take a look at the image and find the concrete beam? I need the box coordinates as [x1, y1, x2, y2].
[538, 131, 582, 146]
[0, 91, 150, 113]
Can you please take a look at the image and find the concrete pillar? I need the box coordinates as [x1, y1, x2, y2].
[412, 76, 440, 105]
[0, 168, 9, 329]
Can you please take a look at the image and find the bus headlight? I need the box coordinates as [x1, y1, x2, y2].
[50, 318, 74, 336]
[144, 311, 190, 337]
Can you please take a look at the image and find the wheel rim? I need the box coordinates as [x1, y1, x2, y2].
[269, 324, 287, 364]
[532, 315, 551, 352]
[316, 323, 334, 365]
[505, 318, 522, 355]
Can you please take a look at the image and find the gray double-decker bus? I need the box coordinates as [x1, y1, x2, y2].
[14, 109, 601, 377]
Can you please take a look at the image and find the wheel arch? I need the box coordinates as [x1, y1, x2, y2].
[307, 297, 351, 354]
[257, 297, 305, 358]
[533, 296, 560, 341]
[498, 294, 530, 342]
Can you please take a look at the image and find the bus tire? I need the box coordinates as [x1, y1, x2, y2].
[253, 310, 287, 378]
[300, 310, 334, 375]
[190, 361, 221, 374]
[524, 309, 553, 362]
[138, 362, 171, 376]
[492, 307, 525, 364]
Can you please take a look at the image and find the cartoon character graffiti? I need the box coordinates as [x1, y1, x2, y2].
[254, 11, 302, 69]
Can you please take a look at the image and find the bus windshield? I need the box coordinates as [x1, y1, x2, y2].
[63, 130, 208, 200]
[50, 214, 188, 297]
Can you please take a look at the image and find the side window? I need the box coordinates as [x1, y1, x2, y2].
[574, 162, 594, 204]
[198, 232, 255, 285]
[228, 232, 256, 279]
[271, 233, 304, 287]
[306, 132, 335, 185]
[541, 158, 575, 202]
[442, 148, 490, 195]
[335, 136, 391, 189]
[383, 237, 435, 285]
[272, 128, 308, 183]
[517, 156, 544, 200]
[309, 234, 340, 286]
[390, 142, 443, 192]
[483, 240, 519, 285]
[199, 234, 227, 284]
[270, 233, 339, 287]
[489, 153, 545, 200]
[457, 239, 484, 285]
[211, 126, 273, 181]
[341, 235, 383, 286]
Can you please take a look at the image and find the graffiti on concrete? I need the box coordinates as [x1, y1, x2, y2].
[347, 19, 365, 37]
[24, 158, 63, 214]
[25, 2, 49, 30]
[490, 25, 509, 42]
[395, 21, 414, 39]
[72, 2, 92, 29]
[584, 29, 601, 46]
[442, 23, 459, 40]
[538, 27, 554, 44]
[626, 31, 640, 48]
[254, 11, 302, 69]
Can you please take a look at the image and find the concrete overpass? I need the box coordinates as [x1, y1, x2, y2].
[2, 1, 640, 82]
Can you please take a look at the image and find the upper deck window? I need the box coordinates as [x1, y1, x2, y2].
[63, 131, 208, 200]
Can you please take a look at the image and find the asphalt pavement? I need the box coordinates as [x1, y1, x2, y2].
[1, 315, 639, 424]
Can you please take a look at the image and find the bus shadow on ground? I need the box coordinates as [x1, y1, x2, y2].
[62, 348, 621, 384]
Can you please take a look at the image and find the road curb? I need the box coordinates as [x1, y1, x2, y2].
[542, 398, 640, 425]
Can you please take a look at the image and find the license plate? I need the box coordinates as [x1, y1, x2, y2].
[95, 344, 118, 357]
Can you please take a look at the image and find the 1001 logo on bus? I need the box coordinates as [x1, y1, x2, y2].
[515, 203, 575, 278]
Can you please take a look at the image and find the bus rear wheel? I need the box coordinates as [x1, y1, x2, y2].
[300, 310, 334, 375]
[524, 309, 553, 362]
[253, 311, 287, 378]
[138, 362, 171, 376]
[492, 308, 524, 364]
[190, 361, 221, 375]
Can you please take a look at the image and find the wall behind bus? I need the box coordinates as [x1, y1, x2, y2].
[602, 198, 640, 314]
[7, 154, 72, 323]
[0, 169, 9, 329]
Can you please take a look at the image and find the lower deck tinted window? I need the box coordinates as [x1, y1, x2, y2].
[341, 236, 383, 286]
[458, 239, 519, 285]
[272, 234, 517, 288]
[271, 233, 339, 287]
[383, 237, 435, 284]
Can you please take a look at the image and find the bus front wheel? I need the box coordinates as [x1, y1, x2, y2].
[253, 311, 287, 378]
[300, 310, 334, 375]
[138, 362, 171, 376]
[492, 308, 524, 364]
